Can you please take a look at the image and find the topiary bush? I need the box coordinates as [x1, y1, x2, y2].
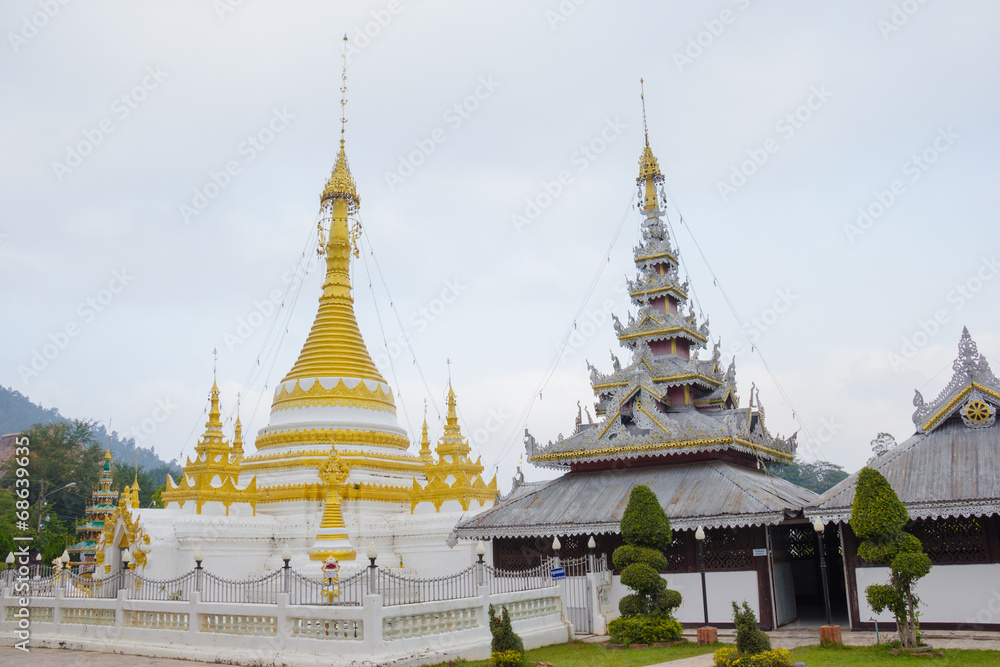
[613, 485, 682, 619]
[712, 646, 792, 667]
[732, 601, 770, 655]
[621, 485, 673, 550]
[608, 614, 683, 646]
[612, 544, 668, 571]
[850, 467, 931, 649]
[488, 604, 525, 665]
[490, 650, 525, 667]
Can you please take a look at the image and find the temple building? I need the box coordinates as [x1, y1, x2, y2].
[66, 449, 120, 573]
[808, 328, 1000, 631]
[455, 122, 821, 629]
[95, 74, 495, 580]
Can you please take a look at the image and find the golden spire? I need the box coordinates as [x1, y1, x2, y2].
[283, 35, 385, 388]
[233, 392, 244, 458]
[418, 401, 433, 461]
[637, 78, 664, 213]
[436, 380, 470, 460]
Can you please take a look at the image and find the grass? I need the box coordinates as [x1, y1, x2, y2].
[789, 644, 1000, 666]
[428, 641, 1000, 667]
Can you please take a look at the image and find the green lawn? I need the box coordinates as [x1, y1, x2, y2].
[789, 644, 1000, 666]
[428, 641, 1000, 667]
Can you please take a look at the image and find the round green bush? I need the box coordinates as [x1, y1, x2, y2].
[609, 614, 683, 646]
[620, 562, 666, 596]
[621, 485, 672, 550]
[490, 650, 526, 667]
[851, 468, 907, 540]
[613, 544, 668, 572]
[660, 588, 682, 613]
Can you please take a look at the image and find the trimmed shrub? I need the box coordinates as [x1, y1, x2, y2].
[612, 544, 669, 571]
[488, 605, 524, 657]
[850, 467, 931, 648]
[733, 601, 770, 655]
[613, 484, 682, 619]
[620, 485, 673, 550]
[608, 614, 683, 646]
[490, 650, 525, 667]
[713, 647, 792, 667]
[850, 467, 907, 540]
[620, 562, 667, 595]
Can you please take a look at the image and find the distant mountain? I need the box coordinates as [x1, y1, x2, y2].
[0, 385, 181, 475]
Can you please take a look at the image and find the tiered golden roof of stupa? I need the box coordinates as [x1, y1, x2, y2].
[411, 384, 498, 512]
[162, 379, 257, 515]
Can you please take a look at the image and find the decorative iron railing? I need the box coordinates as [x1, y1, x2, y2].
[64, 571, 123, 598]
[129, 570, 197, 601]
[286, 568, 366, 606]
[484, 562, 552, 595]
[377, 565, 479, 606]
[201, 569, 284, 604]
[3, 560, 574, 606]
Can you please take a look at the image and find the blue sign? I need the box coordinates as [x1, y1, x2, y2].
[550, 567, 566, 580]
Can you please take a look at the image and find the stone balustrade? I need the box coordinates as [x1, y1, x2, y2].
[0, 578, 570, 665]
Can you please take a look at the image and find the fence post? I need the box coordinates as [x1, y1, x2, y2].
[363, 592, 384, 656]
[188, 590, 201, 644]
[52, 584, 63, 628]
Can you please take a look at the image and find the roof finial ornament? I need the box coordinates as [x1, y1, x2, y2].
[640, 77, 649, 147]
[340, 34, 349, 141]
[212, 347, 218, 387]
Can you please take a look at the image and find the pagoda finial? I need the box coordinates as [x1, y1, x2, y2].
[418, 400, 433, 461]
[340, 33, 348, 140]
[320, 36, 360, 217]
[640, 78, 649, 147]
[636, 79, 664, 213]
[233, 392, 244, 457]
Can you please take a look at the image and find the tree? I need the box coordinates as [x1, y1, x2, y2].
[868, 432, 897, 464]
[608, 485, 683, 645]
[850, 468, 931, 648]
[0, 421, 103, 557]
[769, 458, 848, 494]
[113, 463, 161, 508]
[488, 604, 525, 667]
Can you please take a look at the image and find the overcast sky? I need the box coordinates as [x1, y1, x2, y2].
[3, 1, 999, 490]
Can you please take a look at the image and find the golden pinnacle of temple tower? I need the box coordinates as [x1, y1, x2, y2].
[280, 35, 387, 389]
[436, 382, 471, 460]
[637, 78, 664, 213]
[419, 401, 433, 461]
[233, 393, 244, 459]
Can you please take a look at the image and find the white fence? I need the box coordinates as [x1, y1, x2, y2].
[0, 564, 571, 666]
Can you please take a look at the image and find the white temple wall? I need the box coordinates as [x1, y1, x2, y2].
[605, 570, 759, 626]
[856, 563, 1000, 625]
